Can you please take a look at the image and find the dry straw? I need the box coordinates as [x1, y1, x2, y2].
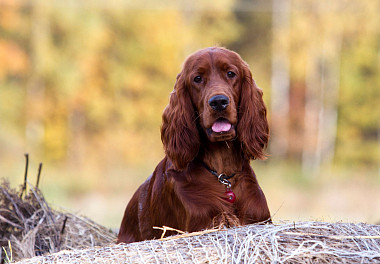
[1, 157, 379, 263]
[14, 220, 380, 263]
[0, 180, 115, 263]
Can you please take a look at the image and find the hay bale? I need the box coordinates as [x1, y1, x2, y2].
[1, 163, 379, 263]
[14, 221, 380, 263]
[0, 180, 116, 262]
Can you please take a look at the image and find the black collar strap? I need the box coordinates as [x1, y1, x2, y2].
[199, 160, 236, 188]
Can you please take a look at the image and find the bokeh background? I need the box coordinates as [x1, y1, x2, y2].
[1, 0, 379, 228]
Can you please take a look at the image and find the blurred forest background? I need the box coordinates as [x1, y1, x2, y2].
[1, 0, 379, 228]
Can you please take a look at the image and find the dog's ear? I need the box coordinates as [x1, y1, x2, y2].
[161, 73, 200, 170]
[237, 62, 269, 160]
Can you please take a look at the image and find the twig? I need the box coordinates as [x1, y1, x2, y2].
[153, 226, 185, 239]
[271, 201, 285, 219]
[2, 188, 25, 225]
[27, 183, 55, 225]
[36, 163, 43, 189]
[0, 215, 23, 230]
[61, 216, 68, 235]
[153, 226, 224, 241]
[20, 153, 29, 199]
[282, 232, 380, 240]
[2, 241, 13, 264]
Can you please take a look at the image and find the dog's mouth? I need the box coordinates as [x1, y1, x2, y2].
[211, 119, 232, 133]
[206, 118, 236, 141]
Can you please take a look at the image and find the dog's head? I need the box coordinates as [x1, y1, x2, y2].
[161, 47, 269, 170]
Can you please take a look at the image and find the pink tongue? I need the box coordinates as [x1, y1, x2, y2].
[212, 120, 232, 133]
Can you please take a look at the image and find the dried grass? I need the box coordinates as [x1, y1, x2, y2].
[14, 220, 380, 264]
[0, 180, 116, 263]
[1, 157, 379, 263]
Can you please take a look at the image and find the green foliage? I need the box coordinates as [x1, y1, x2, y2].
[0, 0, 379, 180]
[0, 0, 239, 169]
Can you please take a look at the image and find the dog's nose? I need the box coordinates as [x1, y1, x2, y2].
[208, 95, 229, 111]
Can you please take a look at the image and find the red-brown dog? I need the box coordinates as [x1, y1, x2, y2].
[117, 47, 270, 243]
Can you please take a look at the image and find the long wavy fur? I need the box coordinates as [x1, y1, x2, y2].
[161, 73, 200, 170]
[237, 60, 269, 160]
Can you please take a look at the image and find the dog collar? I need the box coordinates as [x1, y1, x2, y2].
[199, 160, 236, 203]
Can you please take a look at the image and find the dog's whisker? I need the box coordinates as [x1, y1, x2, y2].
[194, 111, 202, 122]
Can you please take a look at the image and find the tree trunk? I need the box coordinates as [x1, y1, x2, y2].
[25, 1, 48, 154]
[303, 33, 342, 176]
[270, 0, 291, 159]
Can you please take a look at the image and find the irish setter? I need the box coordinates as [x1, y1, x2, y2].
[117, 47, 271, 243]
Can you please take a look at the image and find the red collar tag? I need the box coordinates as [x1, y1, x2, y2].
[224, 187, 236, 203]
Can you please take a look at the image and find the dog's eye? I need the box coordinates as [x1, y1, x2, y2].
[227, 71, 236, 78]
[194, 76, 202, 83]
